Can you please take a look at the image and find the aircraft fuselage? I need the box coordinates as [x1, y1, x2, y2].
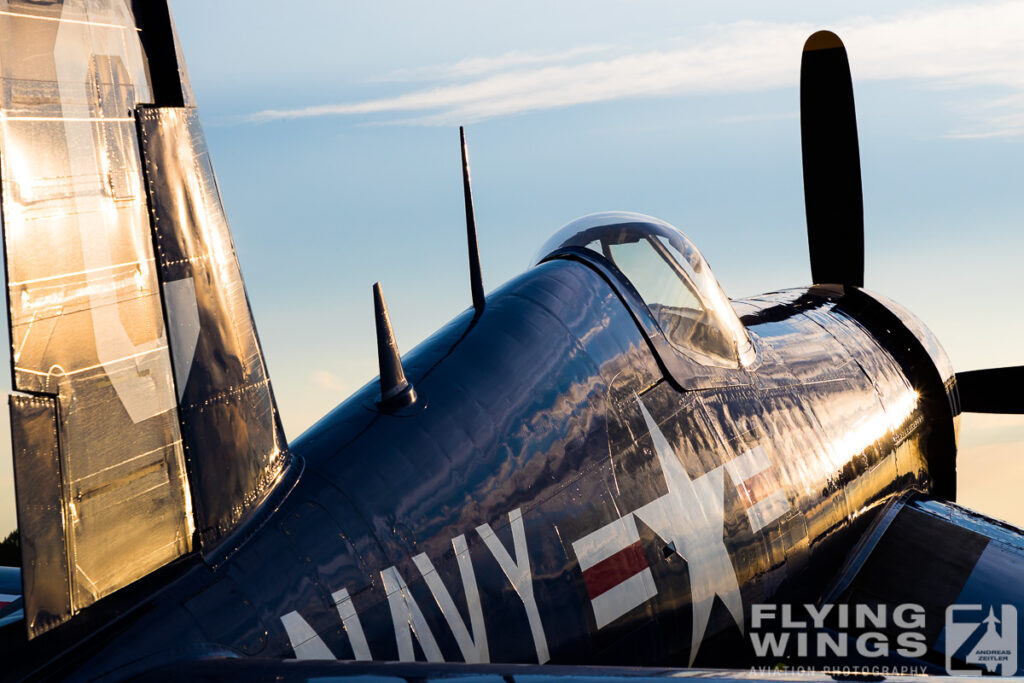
[26, 255, 958, 679]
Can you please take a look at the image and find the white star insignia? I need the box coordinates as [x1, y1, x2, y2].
[633, 394, 745, 665]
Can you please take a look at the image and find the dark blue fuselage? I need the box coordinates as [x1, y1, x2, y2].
[11, 256, 957, 679]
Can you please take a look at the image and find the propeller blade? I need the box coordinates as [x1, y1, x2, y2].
[800, 30, 864, 287]
[956, 367, 1024, 413]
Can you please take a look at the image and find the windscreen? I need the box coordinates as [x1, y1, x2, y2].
[536, 212, 755, 368]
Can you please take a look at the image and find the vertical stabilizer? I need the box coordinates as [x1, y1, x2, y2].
[0, 0, 288, 638]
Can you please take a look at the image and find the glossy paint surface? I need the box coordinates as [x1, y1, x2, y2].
[821, 495, 1024, 675]
[8, 246, 974, 679]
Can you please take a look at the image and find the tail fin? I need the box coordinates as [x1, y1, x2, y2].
[1, 1, 288, 638]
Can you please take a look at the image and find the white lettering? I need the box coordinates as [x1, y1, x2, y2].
[476, 508, 549, 664]
[896, 631, 928, 658]
[281, 611, 335, 660]
[750, 631, 789, 657]
[856, 631, 889, 658]
[796, 631, 808, 657]
[782, 604, 807, 628]
[412, 534, 489, 663]
[54, 14, 177, 424]
[855, 604, 885, 629]
[381, 566, 444, 662]
[280, 592, 371, 660]
[752, 604, 775, 629]
[893, 603, 925, 629]
[805, 603, 832, 629]
[332, 589, 372, 660]
[817, 631, 847, 657]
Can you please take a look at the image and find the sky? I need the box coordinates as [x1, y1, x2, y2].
[1, 0, 1024, 534]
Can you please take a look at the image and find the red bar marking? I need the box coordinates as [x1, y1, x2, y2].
[0, 601, 9, 609]
[736, 469, 780, 506]
[582, 540, 648, 599]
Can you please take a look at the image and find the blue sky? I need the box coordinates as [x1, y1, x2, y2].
[1, 0, 1024, 533]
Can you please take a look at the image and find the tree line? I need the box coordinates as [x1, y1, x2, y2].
[0, 529, 18, 567]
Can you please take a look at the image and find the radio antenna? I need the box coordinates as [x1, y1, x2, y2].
[461, 126, 485, 314]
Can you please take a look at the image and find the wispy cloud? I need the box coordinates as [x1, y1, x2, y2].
[249, 23, 803, 124]
[370, 45, 613, 83]
[249, 2, 1024, 137]
[312, 369, 348, 393]
[946, 93, 1024, 139]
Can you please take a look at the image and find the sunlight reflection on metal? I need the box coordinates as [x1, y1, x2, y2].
[0, 0, 191, 637]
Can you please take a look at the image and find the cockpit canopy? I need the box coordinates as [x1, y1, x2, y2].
[536, 212, 755, 368]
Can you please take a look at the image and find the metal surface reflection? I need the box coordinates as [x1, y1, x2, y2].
[0, 0, 191, 636]
[0, 0, 288, 640]
[0, 6, 1021, 682]
[138, 106, 289, 548]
